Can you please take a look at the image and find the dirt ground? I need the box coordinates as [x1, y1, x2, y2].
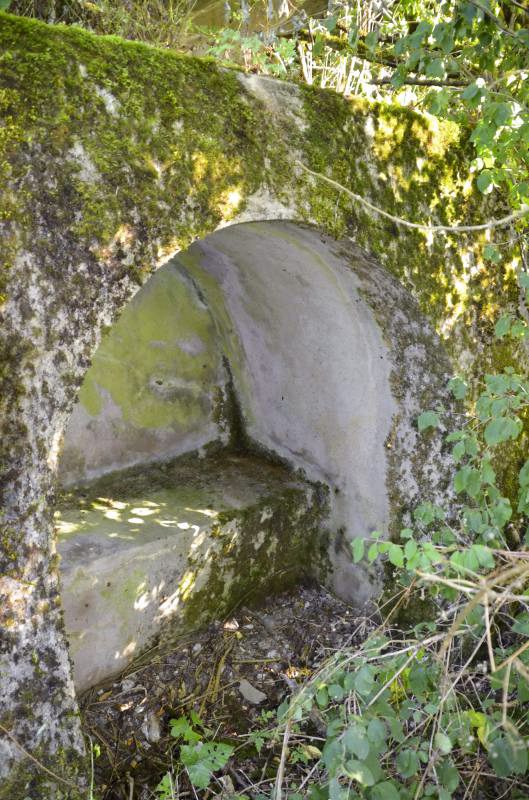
[80, 581, 373, 800]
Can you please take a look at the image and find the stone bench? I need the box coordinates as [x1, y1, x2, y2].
[56, 453, 329, 691]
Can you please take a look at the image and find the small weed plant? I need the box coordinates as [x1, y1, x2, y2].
[155, 710, 234, 797]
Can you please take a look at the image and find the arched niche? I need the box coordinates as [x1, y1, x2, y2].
[57, 221, 453, 690]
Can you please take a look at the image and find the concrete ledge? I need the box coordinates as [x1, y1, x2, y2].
[56, 453, 329, 691]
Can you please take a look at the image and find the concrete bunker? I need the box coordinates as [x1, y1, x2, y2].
[57, 221, 453, 691]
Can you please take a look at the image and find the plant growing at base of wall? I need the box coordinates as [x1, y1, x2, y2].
[244, 298, 529, 799]
[155, 711, 235, 798]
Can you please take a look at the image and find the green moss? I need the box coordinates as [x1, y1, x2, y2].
[0, 10, 522, 398]
[0, 11, 276, 303]
[297, 84, 521, 370]
[78, 261, 221, 429]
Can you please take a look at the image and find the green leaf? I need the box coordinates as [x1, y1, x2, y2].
[316, 687, 329, 707]
[512, 613, 529, 635]
[490, 496, 512, 528]
[409, 663, 429, 694]
[489, 735, 528, 777]
[418, 410, 440, 432]
[351, 537, 365, 563]
[454, 466, 481, 497]
[426, 57, 445, 78]
[365, 30, 378, 52]
[170, 716, 200, 743]
[435, 732, 453, 754]
[482, 460, 496, 485]
[367, 718, 387, 747]
[344, 724, 370, 759]
[465, 508, 483, 533]
[345, 758, 375, 786]
[396, 748, 420, 777]
[495, 315, 512, 338]
[462, 82, 480, 100]
[477, 170, 493, 193]
[388, 544, 404, 568]
[471, 544, 495, 569]
[404, 539, 418, 561]
[515, 28, 529, 46]
[321, 14, 337, 32]
[519, 458, 529, 487]
[485, 373, 510, 393]
[484, 416, 521, 447]
[354, 666, 375, 695]
[484, 244, 501, 263]
[367, 542, 379, 562]
[452, 441, 465, 462]
[0, 0, 11, 8]
[371, 781, 400, 800]
[180, 742, 234, 789]
[438, 760, 460, 793]
[328, 683, 344, 701]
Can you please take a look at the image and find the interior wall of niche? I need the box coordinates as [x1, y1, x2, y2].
[56, 220, 442, 690]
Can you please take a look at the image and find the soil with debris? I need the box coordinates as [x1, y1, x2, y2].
[80, 582, 372, 800]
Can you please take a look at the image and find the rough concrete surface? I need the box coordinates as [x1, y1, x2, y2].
[57, 453, 327, 690]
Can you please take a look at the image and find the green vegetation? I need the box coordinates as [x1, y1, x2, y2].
[156, 712, 234, 796]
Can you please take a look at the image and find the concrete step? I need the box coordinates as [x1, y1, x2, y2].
[56, 453, 329, 691]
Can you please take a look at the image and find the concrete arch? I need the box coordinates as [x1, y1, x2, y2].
[56, 221, 454, 690]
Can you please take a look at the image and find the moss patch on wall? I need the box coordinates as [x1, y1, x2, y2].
[78, 261, 222, 428]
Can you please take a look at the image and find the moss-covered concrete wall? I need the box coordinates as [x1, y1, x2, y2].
[0, 10, 524, 798]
